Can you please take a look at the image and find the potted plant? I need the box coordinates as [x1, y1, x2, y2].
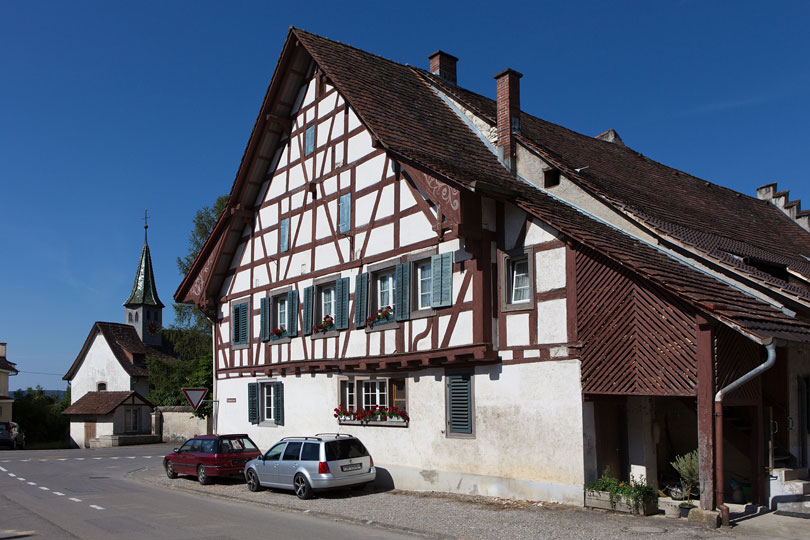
[366, 306, 393, 328]
[334, 404, 409, 424]
[584, 468, 658, 515]
[670, 450, 699, 517]
[270, 327, 286, 340]
[313, 315, 334, 333]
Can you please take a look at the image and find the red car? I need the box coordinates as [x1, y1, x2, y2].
[163, 434, 261, 485]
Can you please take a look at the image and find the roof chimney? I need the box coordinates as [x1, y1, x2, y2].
[428, 50, 458, 85]
[757, 182, 810, 231]
[494, 68, 522, 172]
[0, 343, 5, 358]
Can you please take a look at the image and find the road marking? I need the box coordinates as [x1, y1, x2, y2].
[75, 458, 85, 461]
[126, 456, 136, 459]
[17, 477, 25, 481]
[109, 457, 119, 460]
[92, 457, 103, 460]
[57, 458, 67, 461]
[69, 497, 82, 502]
[8, 473, 15, 477]
[39, 459, 48, 462]
[144, 455, 153, 458]
[89, 505, 104, 510]
[0, 466, 6, 472]
[1, 460, 9, 463]
[39, 487, 49, 491]
[53, 492, 65, 496]
[27, 482, 36, 486]
[21, 459, 30, 462]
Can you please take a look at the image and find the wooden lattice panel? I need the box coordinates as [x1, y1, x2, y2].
[715, 325, 762, 404]
[577, 249, 698, 396]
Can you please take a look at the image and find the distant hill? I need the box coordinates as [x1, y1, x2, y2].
[12, 389, 66, 399]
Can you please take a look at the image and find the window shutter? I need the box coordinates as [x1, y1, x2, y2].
[336, 277, 350, 330]
[395, 262, 410, 321]
[354, 272, 369, 327]
[286, 289, 298, 336]
[232, 304, 240, 344]
[260, 298, 270, 341]
[280, 218, 289, 253]
[447, 373, 472, 434]
[273, 381, 285, 426]
[339, 193, 351, 233]
[302, 286, 314, 336]
[305, 125, 315, 156]
[238, 303, 249, 344]
[248, 382, 259, 424]
[431, 253, 453, 308]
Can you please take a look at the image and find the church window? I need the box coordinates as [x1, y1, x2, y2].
[97, 382, 107, 391]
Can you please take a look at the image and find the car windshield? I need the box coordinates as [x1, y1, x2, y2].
[325, 439, 368, 461]
[219, 436, 258, 453]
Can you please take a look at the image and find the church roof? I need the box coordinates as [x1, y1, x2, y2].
[124, 232, 164, 308]
[63, 322, 171, 381]
[62, 390, 152, 416]
[0, 355, 17, 374]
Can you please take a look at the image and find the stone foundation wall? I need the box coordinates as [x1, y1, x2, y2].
[155, 406, 211, 443]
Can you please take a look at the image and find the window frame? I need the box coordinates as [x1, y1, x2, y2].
[445, 369, 475, 439]
[407, 248, 438, 319]
[231, 297, 251, 349]
[257, 379, 284, 427]
[312, 274, 340, 338]
[499, 248, 535, 313]
[266, 286, 292, 344]
[125, 407, 140, 433]
[97, 382, 107, 392]
[366, 260, 399, 332]
[336, 375, 409, 427]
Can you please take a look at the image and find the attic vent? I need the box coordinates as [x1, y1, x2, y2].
[543, 168, 560, 188]
[757, 182, 810, 232]
[595, 129, 625, 147]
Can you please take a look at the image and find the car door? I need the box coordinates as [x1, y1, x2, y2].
[277, 441, 303, 488]
[257, 442, 285, 485]
[175, 439, 198, 474]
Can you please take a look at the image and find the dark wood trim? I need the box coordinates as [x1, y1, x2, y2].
[565, 244, 578, 343]
[696, 315, 716, 511]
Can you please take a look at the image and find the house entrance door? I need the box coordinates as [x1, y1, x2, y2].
[84, 421, 96, 448]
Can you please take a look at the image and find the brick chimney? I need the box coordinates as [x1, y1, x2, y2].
[494, 68, 523, 172]
[757, 182, 810, 231]
[428, 50, 458, 85]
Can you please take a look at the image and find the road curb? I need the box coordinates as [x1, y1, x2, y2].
[126, 467, 455, 540]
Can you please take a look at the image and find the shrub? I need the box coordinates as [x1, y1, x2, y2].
[671, 450, 700, 504]
[585, 467, 657, 513]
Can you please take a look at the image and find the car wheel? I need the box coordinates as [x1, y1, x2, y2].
[246, 469, 261, 492]
[294, 473, 313, 500]
[198, 465, 212, 485]
[165, 460, 178, 479]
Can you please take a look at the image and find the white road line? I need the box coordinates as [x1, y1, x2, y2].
[21, 459, 30, 462]
[53, 492, 65, 496]
[144, 455, 153, 458]
[0, 466, 6, 472]
[39, 487, 49, 491]
[109, 457, 119, 460]
[27, 482, 36, 486]
[8, 473, 15, 477]
[17, 478, 25, 481]
[57, 458, 67, 461]
[92, 457, 103, 460]
[89, 505, 104, 510]
[69, 497, 82, 502]
[126, 456, 136, 459]
[39, 459, 48, 462]
[75, 458, 85, 461]
[1, 460, 9, 463]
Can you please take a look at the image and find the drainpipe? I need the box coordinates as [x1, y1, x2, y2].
[714, 340, 777, 526]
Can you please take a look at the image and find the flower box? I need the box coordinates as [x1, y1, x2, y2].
[585, 490, 658, 515]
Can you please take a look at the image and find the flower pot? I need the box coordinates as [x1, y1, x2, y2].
[679, 504, 695, 518]
[663, 502, 681, 518]
[584, 491, 658, 516]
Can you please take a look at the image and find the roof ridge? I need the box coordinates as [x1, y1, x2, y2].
[291, 28, 413, 75]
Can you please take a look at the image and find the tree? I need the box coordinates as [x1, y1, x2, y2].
[12, 386, 70, 445]
[173, 194, 228, 332]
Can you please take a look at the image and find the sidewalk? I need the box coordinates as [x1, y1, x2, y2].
[128, 463, 808, 540]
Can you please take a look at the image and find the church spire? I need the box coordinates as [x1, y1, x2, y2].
[124, 210, 164, 309]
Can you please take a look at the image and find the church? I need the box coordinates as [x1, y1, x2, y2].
[63, 221, 168, 448]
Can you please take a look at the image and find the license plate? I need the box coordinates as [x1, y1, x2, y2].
[341, 463, 362, 472]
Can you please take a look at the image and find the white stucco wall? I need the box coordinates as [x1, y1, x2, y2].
[70, 332, 133, 402]
[216, 360, 585, 504]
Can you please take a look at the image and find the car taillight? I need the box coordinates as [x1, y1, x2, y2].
[318, 461, 330, 474]
[369, 455, 374, 467]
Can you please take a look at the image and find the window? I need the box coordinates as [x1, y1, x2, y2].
[97, 382, 107, 391]
[321, 284, 335, 319]
[280, 217, 290, 253]
[264, 442, 285, 461]
[304, 125, 315, 156]
[128, 312, 133, 323]
[134, 311, 139, 322]
[543, 168, 560, 188]
[275, 296, 287, 333]
[248, 380, 284, 426]
[375, 271, 395, 315]
[500, 250, 534, 312]
[510, 257, 530, 303]
[232, 300, 249, 347]
[446, 371, 474, 437]
[337, 376, 408, 425]
[283, 441, 303, 460]
[301, 442, 320, 461]
[125, 408, 139, 432]
[415, 260, 432, 311]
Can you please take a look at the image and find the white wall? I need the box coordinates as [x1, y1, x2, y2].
[71, 332, 132, 402]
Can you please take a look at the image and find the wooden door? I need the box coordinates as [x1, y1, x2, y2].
[84, 421, 96, 448]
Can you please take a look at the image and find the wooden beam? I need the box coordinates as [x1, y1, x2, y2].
[696, 315, 716, 511]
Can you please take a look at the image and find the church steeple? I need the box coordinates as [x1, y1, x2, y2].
[124, 210, 164, 346]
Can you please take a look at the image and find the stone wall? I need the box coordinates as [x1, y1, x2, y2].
[155, 406, 211, 443]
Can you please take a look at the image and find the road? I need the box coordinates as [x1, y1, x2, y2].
[0, 444, 420, 540]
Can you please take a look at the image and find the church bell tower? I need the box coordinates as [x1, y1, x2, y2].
[124, 211, 164, 346]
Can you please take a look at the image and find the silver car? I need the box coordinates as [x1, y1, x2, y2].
[244, 433, 376, 499]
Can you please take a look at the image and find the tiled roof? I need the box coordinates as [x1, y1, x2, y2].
[124, 235, 164, 308]
[63, 322, 171, 381]
[62, 391, 152, 416]
[292, 29, 810, 344]
[0, 356, 17, 373]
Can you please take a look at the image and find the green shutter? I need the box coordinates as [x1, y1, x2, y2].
[240, 303, 249, 343]
[248, 382, 259, 424]
[395, 262, 410, 321]
[274, 381, 285, 426]
[339, 193, 351, 233]
[354, 272, 369, 328]
[305, 125, 315, 156]
[440, 252, 453, 307]
[431, 253, 453, 308]
[260, 298, 270, 341]
[336, 277, 350, 330]
[232, 304, 240, 344]
[286, 289, 298, 336]
[302, 286, 314, 336]
[447, 373, 472, 434]
[280, 218, 289, 253]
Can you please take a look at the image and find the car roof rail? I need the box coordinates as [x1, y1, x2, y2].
[279, 436, 322, 442]
[314, 432, 354, 438]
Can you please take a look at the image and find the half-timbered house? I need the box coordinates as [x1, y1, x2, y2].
[176, 29, 810, 514]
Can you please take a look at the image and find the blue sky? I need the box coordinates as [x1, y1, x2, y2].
[2, 1, 808, 391]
